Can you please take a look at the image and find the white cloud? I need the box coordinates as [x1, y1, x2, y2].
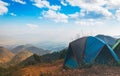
[80, 10, 86, 17]
[33, 0, 49, 8]
[49, 5, 61, 11]
[32, 0, 60, 10]
[68, 11, 86, 19]
[115, 9, 120, 21]
[42, 10, 68, 23]
[10, 13, 16, 16]
[75, 19, 103, 26]
[32, 0, 120, 23]
[33, 0, 66, 23]
[69, 12, 79, 19]
[26, 24, 39, 29]
[66, 0, 113, 18]
[0, 0, 8, 15]
[61, 0, 67, 6]
[12, 0, 26, 4]
[107, 0, 120, 9]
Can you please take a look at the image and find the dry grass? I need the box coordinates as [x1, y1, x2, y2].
[12, 60, 120, 76]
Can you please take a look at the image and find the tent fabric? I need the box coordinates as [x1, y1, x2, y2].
[64, 36, 120, 69]
[112, 40, 120, 58]
[112, 40, 120, 50]
[95, 45, 119, 64]
[70, 37, 87, 64]
[95, 45, 116, 64]
[84, 37, 105, 64]
[95, 35, 117, 46]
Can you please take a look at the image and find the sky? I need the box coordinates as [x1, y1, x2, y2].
[0, 0, 120, 45]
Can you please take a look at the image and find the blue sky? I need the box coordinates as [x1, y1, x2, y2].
[0, 0, 120, 45]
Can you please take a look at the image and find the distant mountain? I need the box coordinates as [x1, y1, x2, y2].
[96, 34, 117, 46]
[10, 50, 33, 65]
[19, 49, 67, 66]
[114, 35, 120, 39]
[11, 45, 50, 55]
[34, 42, 67, 52]
[3, 44, 18, 51]
[0, 47, 14, 64]
[11, 45, 25, 54]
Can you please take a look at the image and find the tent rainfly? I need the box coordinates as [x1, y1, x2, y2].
[64, 36, 120, 69]
[112, 39, 120, 58]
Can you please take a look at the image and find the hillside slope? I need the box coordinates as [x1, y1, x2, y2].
[19, 49, 67, 66]
[0, 47, 14, 64]
[10, 50, 33, 65]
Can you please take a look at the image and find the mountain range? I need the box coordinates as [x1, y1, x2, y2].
[0, 34, 119, 67]
[11, 45, 50, 55]
[34, 42, 67, 51]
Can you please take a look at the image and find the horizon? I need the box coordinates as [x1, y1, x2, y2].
[0, 0, 120, 45]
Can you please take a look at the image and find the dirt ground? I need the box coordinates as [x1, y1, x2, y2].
[12, 60, 120, 76]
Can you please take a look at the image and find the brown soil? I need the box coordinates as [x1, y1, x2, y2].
[12, 60, 120, 76]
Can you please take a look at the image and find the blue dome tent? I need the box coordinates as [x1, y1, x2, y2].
[64, 36, 120, 69]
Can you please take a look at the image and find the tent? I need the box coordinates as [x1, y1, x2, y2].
[95, 35, 117, 46]
[112, 39, 120, 58]
[64, 36, 120, 69]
